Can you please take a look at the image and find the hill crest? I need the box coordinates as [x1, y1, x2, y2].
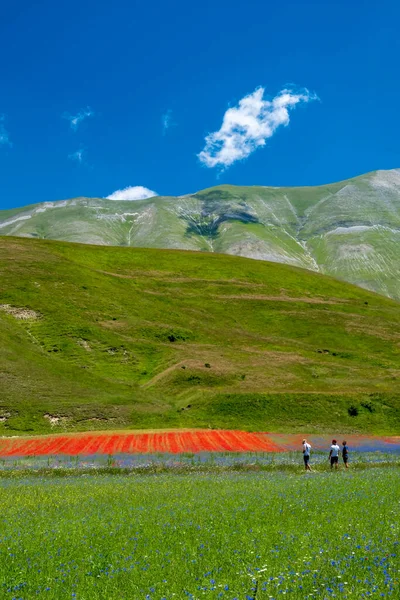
[1, 168, 400, 300]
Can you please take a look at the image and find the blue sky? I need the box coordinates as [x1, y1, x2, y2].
[1, 0, 399, 208]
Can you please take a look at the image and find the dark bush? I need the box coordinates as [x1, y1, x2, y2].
[348, 404, 359, 417]
[361, 400, 376, 413]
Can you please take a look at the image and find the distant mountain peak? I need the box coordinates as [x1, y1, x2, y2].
[1, 168, 400, 300]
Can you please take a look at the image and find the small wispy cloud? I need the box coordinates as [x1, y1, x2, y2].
[106, 186, 158, 201]
[68, 148, 86, 164]
[63, 106, 94, 131]
[198, 86, 318, 169]
[162, 109, 175, 135]
[0, 114, 12, 147]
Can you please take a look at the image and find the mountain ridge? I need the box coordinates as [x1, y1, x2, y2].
[1, 168, 400, 300]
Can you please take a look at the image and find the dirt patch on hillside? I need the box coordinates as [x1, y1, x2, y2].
[240, 347, 308, 364]
[96, 270, 270, 287]
[44, 414, 69, 427]
[0, 304, 40, 320]
[346, 324, 400, 341]
[133, 403, 170, 414]
[0, 412, 11, 423]
[98, 320, 128, 330]
[97, 270, 136, 279]
[212, 295, 347, 304]
[159, 277, 265, 286]
[77, 339, 92, 351]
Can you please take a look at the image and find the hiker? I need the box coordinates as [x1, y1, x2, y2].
[342, 440, 349, 468]
[329, 439, 340, 469]
[302, 438, 312, 471]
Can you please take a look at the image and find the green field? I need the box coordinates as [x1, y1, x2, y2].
[0, 467, 399, 599]
[1, 237, 400, 435]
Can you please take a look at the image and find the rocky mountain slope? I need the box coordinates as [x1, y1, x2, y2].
[1, 169, 400, 299]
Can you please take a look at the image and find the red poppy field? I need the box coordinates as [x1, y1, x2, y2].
[0, 430, 398, 457]
[0, 430, 283, 457]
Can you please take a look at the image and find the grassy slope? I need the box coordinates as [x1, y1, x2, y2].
[1, 237, 400, 435]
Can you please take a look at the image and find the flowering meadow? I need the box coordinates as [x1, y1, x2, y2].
[0, 467, 399, 599]
[1, 449, 399, 474]
[0, 431, 398, 458]
[0, 430, 281, 457]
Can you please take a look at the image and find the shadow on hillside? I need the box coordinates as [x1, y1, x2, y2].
[181, 189, 260, 243]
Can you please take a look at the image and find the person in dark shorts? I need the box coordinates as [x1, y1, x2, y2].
[329, 439, 340, 469]
[342, 440, 349, 468]
[302, 439, 312, 471]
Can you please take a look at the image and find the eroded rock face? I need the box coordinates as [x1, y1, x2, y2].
[0, 304, 40, 320]
[44, 414, 69, 427]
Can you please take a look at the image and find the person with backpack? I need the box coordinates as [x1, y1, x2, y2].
[302, 438, 312, 471]
[329, 439, 340, 469]
[342, 440, 349, 468]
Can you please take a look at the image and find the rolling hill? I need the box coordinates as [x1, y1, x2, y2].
[1, 169, 400, 300]
[1, 237, 400, 435]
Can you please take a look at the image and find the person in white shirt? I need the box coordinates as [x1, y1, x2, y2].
[302, 438, 312, 471]
[329, 439, 340, 469]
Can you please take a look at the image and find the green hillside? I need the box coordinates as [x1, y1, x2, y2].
[1, 169, 400, 300]
[1, 237, 400, 435]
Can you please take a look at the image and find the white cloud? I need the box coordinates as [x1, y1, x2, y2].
[106, 186, 158, 201]
[63, 106, 94, 131]
[0, 114, 12, 147]
[198, 86, 318, 169]
[68, 148, 85, 164]
[162, 109, 175, 135]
